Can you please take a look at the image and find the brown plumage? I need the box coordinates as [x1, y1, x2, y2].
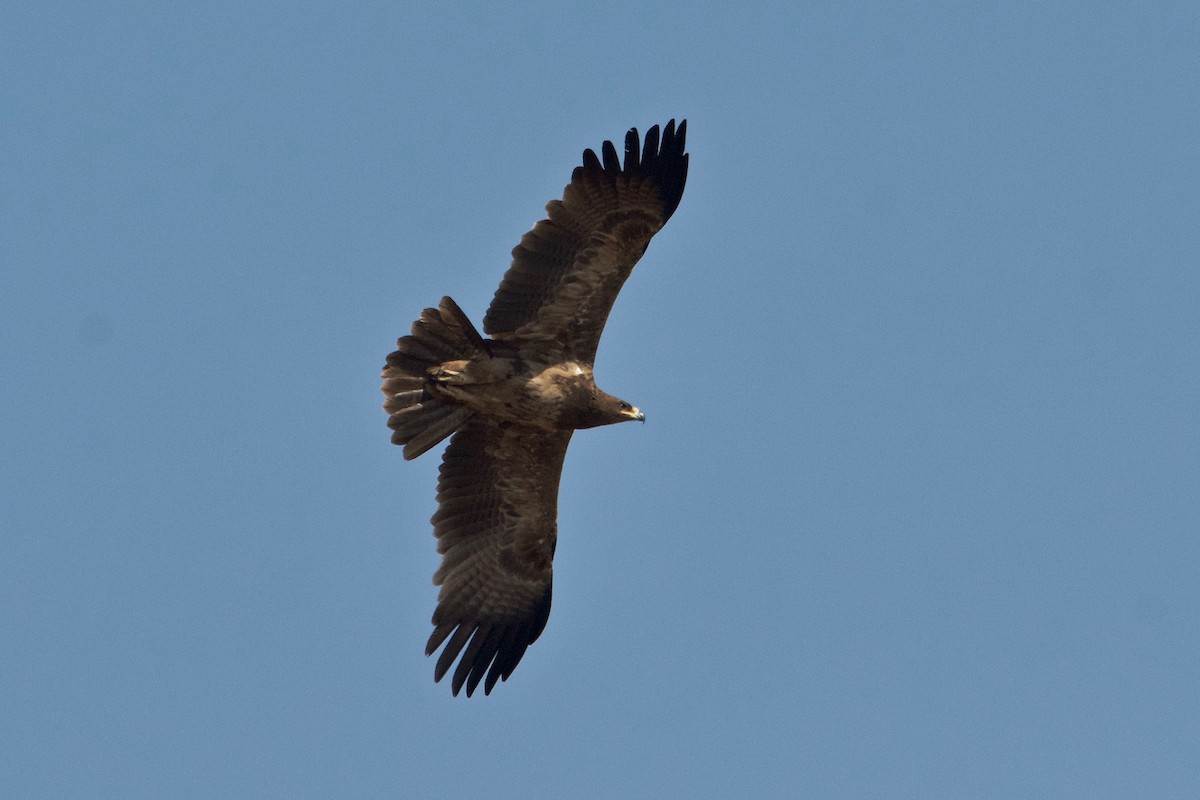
[381, 120, 689, 696]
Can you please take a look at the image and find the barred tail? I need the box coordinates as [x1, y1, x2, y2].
[381, 296, 487, 460]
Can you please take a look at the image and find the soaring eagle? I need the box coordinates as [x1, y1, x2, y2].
[381, 120, 689, 696]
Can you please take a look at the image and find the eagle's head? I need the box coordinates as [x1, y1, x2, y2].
[577, 391, 644, 429]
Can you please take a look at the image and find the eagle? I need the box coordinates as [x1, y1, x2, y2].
[381, 120, 689, 696]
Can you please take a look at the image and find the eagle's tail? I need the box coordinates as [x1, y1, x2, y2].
[382, 296, 487, 460]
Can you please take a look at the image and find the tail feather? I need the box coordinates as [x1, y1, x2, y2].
[383, 389, 425, 415]
[399, 406, 473, 460]
[388, 399, 448, 439]
[381, 297, 485, 460]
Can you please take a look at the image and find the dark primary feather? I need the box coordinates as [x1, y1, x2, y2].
[483, 120, 689, 363]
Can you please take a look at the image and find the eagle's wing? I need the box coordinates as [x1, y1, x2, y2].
[483, 120, 689, 365]
[425, 419, 573, 696]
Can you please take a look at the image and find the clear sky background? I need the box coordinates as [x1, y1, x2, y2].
[3, 2, 1199, 798]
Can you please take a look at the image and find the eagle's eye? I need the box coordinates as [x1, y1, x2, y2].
[619, 401, 631, 411]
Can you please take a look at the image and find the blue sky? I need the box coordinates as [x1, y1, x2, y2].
[4, 2, 1199, 797]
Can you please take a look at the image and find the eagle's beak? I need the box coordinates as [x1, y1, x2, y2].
[631, 408, 645, 423]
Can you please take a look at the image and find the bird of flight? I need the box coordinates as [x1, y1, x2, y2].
[381, 120, 689, 696]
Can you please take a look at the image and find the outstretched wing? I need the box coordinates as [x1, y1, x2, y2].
[425, 419, 573, 696]
[483, 120, 689, 364]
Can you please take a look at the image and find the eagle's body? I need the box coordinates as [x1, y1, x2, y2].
[430, 354, 625, 431]
[382, 121, 688, 696]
